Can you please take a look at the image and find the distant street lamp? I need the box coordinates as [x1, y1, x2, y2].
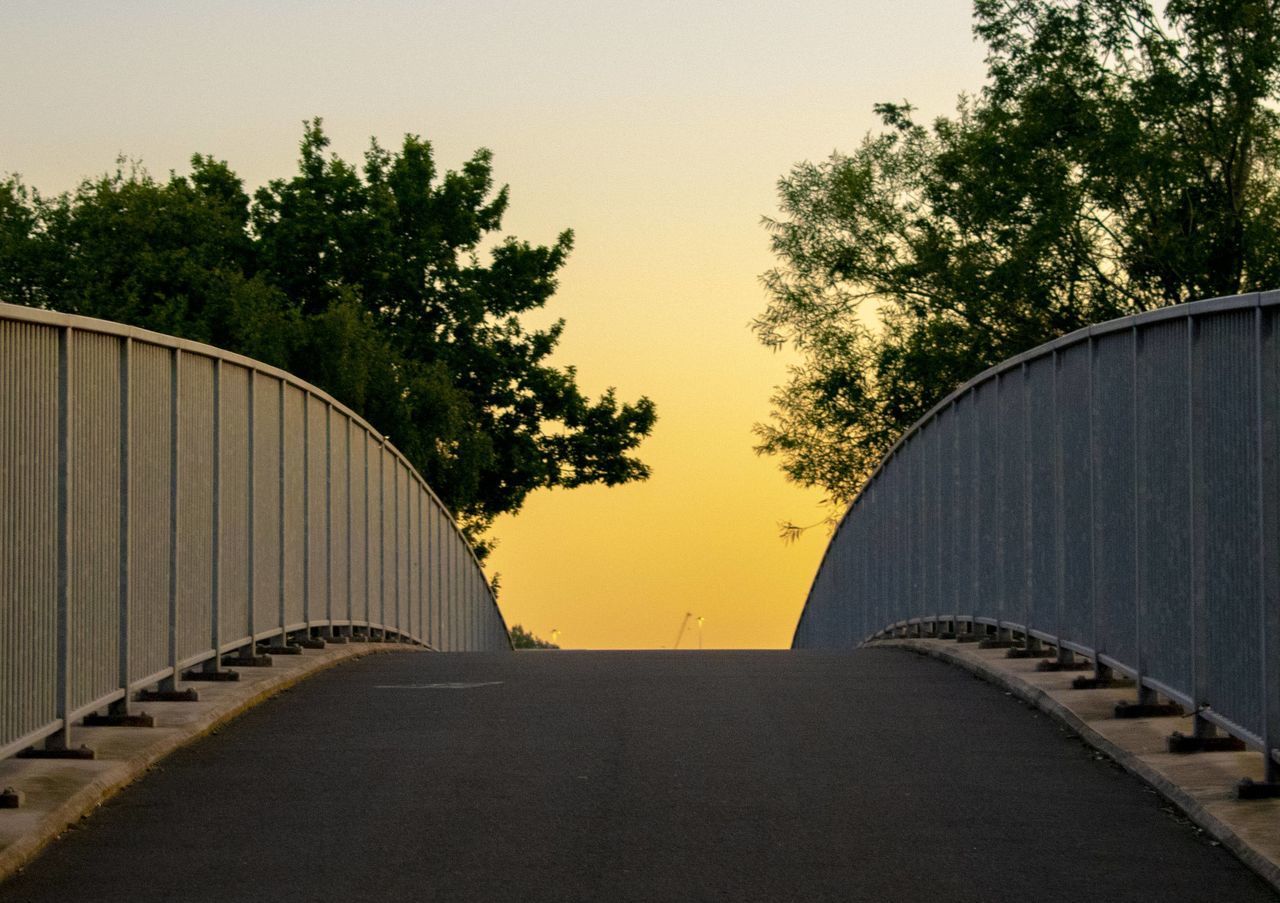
[551, 628, 560, 647]
[697, 616, 704, 650]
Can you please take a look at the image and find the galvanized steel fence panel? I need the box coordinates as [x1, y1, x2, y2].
[0, 303, 510, 761]
[0, 320, 59, 748]
[1026, 355, 1056, 637]
[793, 291, 1280, 767]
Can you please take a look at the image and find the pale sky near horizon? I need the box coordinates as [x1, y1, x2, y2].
[3, 1, 988, 648]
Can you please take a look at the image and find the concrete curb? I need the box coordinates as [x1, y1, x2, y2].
[883, 638, 1280, 894]
[0, 643, 418, 884]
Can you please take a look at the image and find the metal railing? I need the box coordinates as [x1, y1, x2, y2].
[792, 290, 1280, 776]
[1, 303, 511, 761]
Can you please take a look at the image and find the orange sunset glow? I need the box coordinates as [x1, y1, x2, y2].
[3, 0, 988, 647]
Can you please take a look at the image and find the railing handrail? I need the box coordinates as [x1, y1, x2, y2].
[798, 289, 1279, 633]
[0, 302, 473, 562]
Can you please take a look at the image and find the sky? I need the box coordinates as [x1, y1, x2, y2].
[2, 1, 988, 648]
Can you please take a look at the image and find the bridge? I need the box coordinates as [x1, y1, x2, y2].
[2, 297, 1280, 900]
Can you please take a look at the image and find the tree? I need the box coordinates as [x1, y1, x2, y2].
[755, 0, 1280, 512]
[0, 121, 656, 552]
[508, 624, 559, 649]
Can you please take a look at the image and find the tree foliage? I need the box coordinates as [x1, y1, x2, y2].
[1, 121, 656, 551]
[755, 0, 1280, 509]
[508, 624, 559, 649]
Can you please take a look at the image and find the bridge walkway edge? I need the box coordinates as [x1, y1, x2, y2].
[0, 642, 420, 882]
[882, 638, 1280, 894]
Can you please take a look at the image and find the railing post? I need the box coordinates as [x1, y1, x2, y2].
[162, 348, 181, 691]
[345, 417, 353, 638]
[366, 439, 374, 639]
[48, 326, 74, 752]
[1257, 304, 1280, 784]
[245, 371, 256, 654]
[278, 381, 287, 642]
[207, 359, 223, 673]
[111, 337, 132, 716]
[394, 462, 401, 641]
[1022, 361, 1040, 654]
[1133, 325, 1155, 704]
[995, 375, 1008, 643]
[325, 404, 333, 638]
[302, 393, 310, 636]
[1188, 315, 1212, 737]
[1088, 335, 1112, 681]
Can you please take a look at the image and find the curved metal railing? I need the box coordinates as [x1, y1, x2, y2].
[792, 290, 1280, 770]
[0, 303, 511, 761]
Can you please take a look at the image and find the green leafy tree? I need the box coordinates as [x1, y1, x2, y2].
[508, 624, 559, 649]
[0, 121, 656, 551]
[756, 0, 1280, 513]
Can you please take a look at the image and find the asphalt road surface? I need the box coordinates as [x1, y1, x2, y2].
[1, 648, 1275, 902]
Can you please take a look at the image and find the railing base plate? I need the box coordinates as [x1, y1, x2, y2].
[17, 745, 95, 760]
[83, 712, 154, 728]
[183, 668, 240, 682]
[0, 787, 23, 809]
[222, 654, 272, 667]
[1036, 659, 1092, 672]
[296, 638, 327, 649]
[1237, 779, 1280, 800]
[1072, 675, 1135, 690]
[1114, 701, 1181, 719]
[137, 688, 200, 702]
[1168, 731, 1246, 754]
[258, 644, 303, 656]
[1006, 647, 1056, 659]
